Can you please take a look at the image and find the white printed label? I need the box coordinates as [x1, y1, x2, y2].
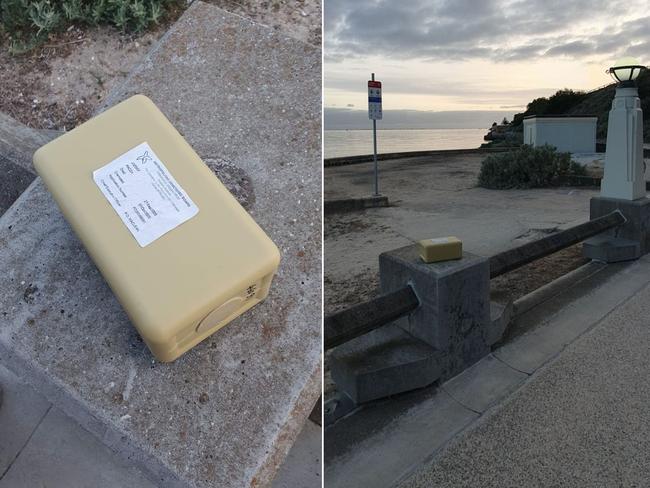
[93, 142, 199, 247]
[429, 237, 455, 245]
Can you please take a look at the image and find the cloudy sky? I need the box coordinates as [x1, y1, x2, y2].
[325, 0, 649, 120]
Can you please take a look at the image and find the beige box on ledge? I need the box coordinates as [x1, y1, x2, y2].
[34, 94, 280, 362]
[417, 236, 463, 263]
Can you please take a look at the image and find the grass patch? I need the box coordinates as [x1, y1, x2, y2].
[478, 144, 586, 189]
[0, 0, 183, 53]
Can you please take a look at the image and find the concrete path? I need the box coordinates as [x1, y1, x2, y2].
[0, 363, 321, 487]
[325, 254, 650, 487]
[400, 254, 650, 487]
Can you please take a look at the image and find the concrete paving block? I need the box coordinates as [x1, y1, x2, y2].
[442, 354, 527, 413]
[324, 387, 477, 488]
[0, 3, 321, 488]
[495, 256, 650, 373]
[0, 408, 157, 488]
[271, 420, 321, 488]
[0, 365, 51, 476]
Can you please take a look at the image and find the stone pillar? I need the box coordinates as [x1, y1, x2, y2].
[379, 245, 492, 377]
[584, 84, 650, 263]
[600, 86, 645, 201]
[329, 245, 496, 404]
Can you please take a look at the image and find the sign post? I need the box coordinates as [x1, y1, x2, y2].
[368, 73, 382, 196]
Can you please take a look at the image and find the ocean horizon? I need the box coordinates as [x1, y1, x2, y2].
[324, 128, 487, 159]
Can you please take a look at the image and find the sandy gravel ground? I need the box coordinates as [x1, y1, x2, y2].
[0, 0, 320, 131]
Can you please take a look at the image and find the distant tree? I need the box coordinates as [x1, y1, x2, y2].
[546, 89, 587, 114]
[525, 97, 550, 116]
[492, 122, 498, 128]
[501, 117, 509, 125]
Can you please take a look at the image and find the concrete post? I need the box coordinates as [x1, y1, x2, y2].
[584, 84, 650, 263]
[600, 86, 645, 201]
[329, 245, 498, 404]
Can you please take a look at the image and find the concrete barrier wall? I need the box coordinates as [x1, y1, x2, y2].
[323, 147, 512, 167]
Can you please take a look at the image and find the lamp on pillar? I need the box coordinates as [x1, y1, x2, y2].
[600, 57, 647, 200]
[584, 57, 650, 263]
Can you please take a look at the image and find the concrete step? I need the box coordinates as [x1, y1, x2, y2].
[0, 2, 321, 488]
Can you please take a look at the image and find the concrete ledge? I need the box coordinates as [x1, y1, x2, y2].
[324, 195, 389, 214]
[330, 324, 440, 404]
[323, 147, 510, 167]
[583, 234, 640, 262]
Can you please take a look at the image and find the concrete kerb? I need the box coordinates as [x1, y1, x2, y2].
[323, 147, 511, 167]
[324, 195, 389, 214]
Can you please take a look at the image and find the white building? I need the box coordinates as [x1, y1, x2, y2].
[523, 115, 598, 153]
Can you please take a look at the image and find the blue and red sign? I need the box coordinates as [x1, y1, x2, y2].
[368, 80, 382, 120]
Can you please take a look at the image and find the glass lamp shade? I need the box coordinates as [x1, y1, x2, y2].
[607, 57, 645, 83]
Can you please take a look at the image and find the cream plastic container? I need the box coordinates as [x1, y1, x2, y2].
[34, 95, 280, 362]
[417, 236, 462, 263]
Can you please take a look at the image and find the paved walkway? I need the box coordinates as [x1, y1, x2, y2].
[399, 254, 650, 487]
[0, 364, 321, 487]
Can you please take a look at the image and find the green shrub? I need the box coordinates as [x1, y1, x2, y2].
[478, 144, 586, 189]
[0, 0, 181, 53]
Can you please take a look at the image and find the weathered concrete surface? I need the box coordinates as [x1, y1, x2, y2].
[0, 111, 61, 214]
[0, 364, 51, 476]
[0, 359, 320, 487]
[324, 386, 478, 488]
[0, 3, 320, 488]
[0, 406, 158, 488]
[329, 245, 495, 403]
[271, 419, 322, 488]
[441, 354, 527, 413]
[380, 246, 490, 354]
[400, 255, 650, 487]
[0, 111, 60, 174]
[330, 324, 439, 404]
